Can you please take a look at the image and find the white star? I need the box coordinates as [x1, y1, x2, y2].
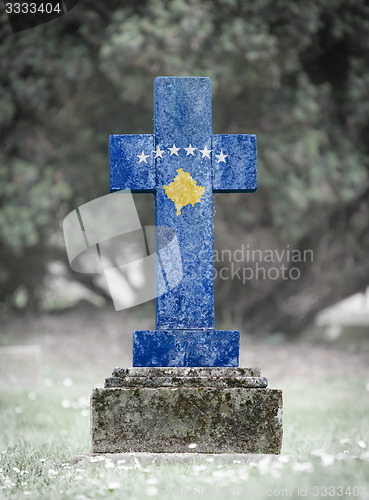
[137, 151, 149, 163]
[184, 144, 197, 156]
[215, 151, 228, 163]
[200, 145, 212, 159]
[154, 146, 164, 158]
[168, 144, 180, 156]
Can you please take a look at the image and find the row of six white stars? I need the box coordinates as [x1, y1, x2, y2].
[137, 144, 228, 163]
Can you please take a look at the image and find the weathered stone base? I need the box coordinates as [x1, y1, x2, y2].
[91, 368, 283, 454]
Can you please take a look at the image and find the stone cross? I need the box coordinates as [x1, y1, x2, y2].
[109, 77, 256, 367]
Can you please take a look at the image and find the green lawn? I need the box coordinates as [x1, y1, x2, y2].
[1, 377, 368, 499]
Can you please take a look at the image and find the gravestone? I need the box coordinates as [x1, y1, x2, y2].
[91, 77, 283, 453]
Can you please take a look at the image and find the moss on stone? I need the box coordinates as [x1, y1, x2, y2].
[91, 385, 283, 454]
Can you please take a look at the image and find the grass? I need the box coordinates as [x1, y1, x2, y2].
[1, 377, 369, 499]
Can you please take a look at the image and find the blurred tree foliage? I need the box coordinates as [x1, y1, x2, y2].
[0, 0, 368, 333]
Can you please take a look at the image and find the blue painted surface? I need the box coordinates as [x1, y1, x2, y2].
[133, 330, 239, 367]
[213, 134, 257, 192]
[109, 76, 257, 367]
[110, 134, 155, 192]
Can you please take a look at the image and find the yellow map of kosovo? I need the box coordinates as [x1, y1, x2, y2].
[164, 168, 206, 216]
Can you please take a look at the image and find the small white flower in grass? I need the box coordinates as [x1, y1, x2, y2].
[358, 440, 367, 449]
[273, 461, 283, 470]
[27, 392, 37, 400]
[212, 469, 224, 478]
[146, 477, 158, 485]
[271, 469, 281, 479]
[63, 378, 73, 387]
[108, 482, 121, 491]
[78, 396, 89, 407]
[212, 469, 238, 480]
[188, 443, 197, 449]
[48, 469, 57, 477]
[21, 482, 27, 486]
[90, 458, 99, 463]
[39, 459, 46, 463]
[336, 453, 349, 460]
[292, 462, 314, 472]
[206, 457, 214, 463]
[61, 400, 70, 409]
[238, 468, 249, 481]
[13, 467, 20, 473]
[256, 455, 272, 473]
[193, 465, 207, 472]
[321, 454, 335, 466]
[278, 455, 290, 463]
[146, 486, 159, 496]
[311, 449, 325, 457]
[81, 410, 89, 417]
[15, 407, 22, 414]
[116, 459, 126, 464]
[104, 462, 114, 469]
[339, 437, 349, 444]
[24, 491, 31, 496]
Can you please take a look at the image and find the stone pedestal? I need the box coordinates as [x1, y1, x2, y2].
[91, 368, 283, 454]
[133, 330, 239, 367]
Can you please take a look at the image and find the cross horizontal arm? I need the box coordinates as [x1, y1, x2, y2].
[212, 134, 257, 192]
[110, 134, 156, 193]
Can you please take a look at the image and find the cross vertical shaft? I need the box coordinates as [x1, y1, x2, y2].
[154, 77, 214, 330]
